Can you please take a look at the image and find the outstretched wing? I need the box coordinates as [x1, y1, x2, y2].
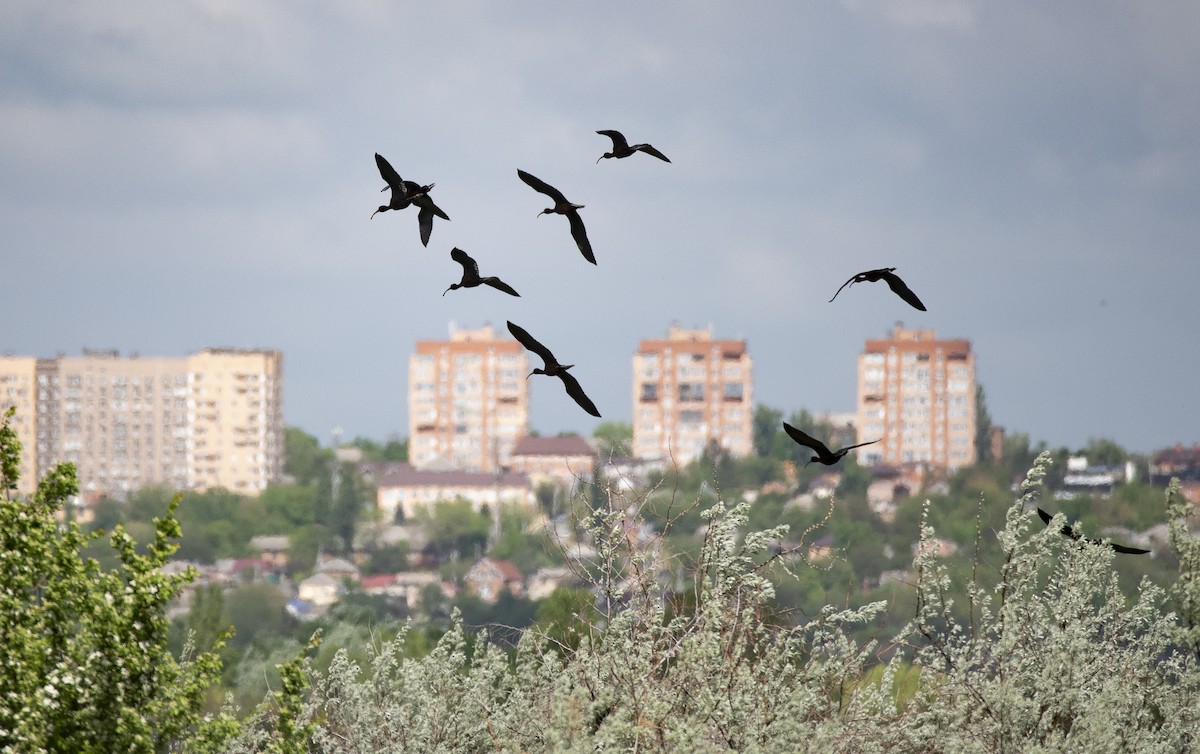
[506, 321, 556, 366]
[483, 278, 520, 297]
[597, 129, 630, 151]
[417, 206, 435, 247]
[1109, 541, 1151, 555]
[634, 143, 671, 162]
[567, 212, 596, 265]
[782, 422, 831, 457]
[414, 194, 449, 221]
[558, 371, 601, 418]
[839, 438, 880, 452]
[375, 153, 403, 189]
[450, 247, 478, 277]
[1038, 508, 1081, 541]
[518, 169, 568, 204]
[882, 270, 927, 311]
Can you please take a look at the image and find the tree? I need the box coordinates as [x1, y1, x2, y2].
[418, 498, 491, 560]
[975, 384, 993, 463]
[1083, 437, 1127, 467]
[752, 404, 784, 457]
[331, 462, 365, 554]
[592, 421, 632, 459]
[0, 408, 237, 751]
[284, 426, 332, 486]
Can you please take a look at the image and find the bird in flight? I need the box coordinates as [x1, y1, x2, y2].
[372, 152, 450, 246]
[829, 267, 927, 311]
[596, 130, 671, 163]
[1036, 508, 1150, 554]
[783, 422, 879, 466]
[517, 169, 595, 265]
[443, 248, 520, 297]
[506, 321, 601, 417]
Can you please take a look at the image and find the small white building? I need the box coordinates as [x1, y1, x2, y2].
[375, 463, 534, 521]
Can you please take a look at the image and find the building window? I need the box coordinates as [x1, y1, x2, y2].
[722, 383, 743, 401]
[640, 383, 658, 402]
[679, 383, 705, 402]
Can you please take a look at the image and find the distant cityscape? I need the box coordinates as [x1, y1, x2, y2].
[4, 323, 1198, 511]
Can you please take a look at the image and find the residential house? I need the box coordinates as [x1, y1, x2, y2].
[465, 557, 525, 603]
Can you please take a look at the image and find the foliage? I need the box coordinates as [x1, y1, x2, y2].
[592, 421, 633, 459]
[0, 410, 237, 752]
[235, 453, 1200, 752]
[417, 497, 492, 560]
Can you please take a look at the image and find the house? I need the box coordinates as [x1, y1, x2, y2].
[360, 571, 446, 608]
[316, 555, 361, 583]
[509, 435, 597, 493]
[464, 557, 525, 603]
[1151, 444, 1200, 502]
[807, 534, 836, 561]
[375, 463, 534, 522]
[250, 535, 290, 569]
[297, 572, 342, 607]
[913, 537, 959, 559]
[526, 566, 576, 600]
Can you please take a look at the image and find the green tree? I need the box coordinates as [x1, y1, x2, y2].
[331, 462, 365, 554]
[0, 408, 237, 751]
[284, 426, 332, 486]
[418, 498, 491, 560]
[975, 383, 993, 463]
[592, 421, 632, 458]
[1083, 436, 1127, 467]
[752, 404, 784, 457]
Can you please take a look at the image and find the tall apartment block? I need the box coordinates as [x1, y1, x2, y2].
[855, 325, 976, 468]
[0, 348, 283, 500]
[408, 324, 529, 473]
[0, 356, 39, 495]
[632, 324, 753, 464]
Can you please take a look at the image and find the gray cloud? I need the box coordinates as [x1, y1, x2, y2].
[2, 1, 1197, 453]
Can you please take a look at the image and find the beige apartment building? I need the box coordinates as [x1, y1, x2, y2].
[1, 348, 283, 500]
[0, 356, 40, 495]
[632, 324, 753, 464]
[855, 325, 976, 469]
[408, 324, 529, 473]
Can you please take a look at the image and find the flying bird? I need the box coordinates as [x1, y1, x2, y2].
[596, 130, 671, 163]
[443, 248, 520, 297]
[829, 267, 927, 311]
[517, 169, 595, 265]
[783, 422, 879, 466]
[371, 152, 450, 246]
[506, 321, 601, 418]
[1036, 508, 1150, 555]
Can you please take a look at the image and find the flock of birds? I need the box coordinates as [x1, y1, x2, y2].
[371, 129, 1146, 556]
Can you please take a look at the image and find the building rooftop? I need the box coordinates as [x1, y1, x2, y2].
[511, 435, 596, 457]
[377, 462, 530, 488]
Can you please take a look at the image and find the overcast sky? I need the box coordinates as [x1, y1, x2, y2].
[3, 1, 1197, 454]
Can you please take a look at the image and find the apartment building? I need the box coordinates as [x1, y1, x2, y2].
[855, 325, 976, 469]
[0, 356, 40, 495]
[1, 348, 283, 500]
[632, 324, 753, 464]
[408, 324, 529, 472]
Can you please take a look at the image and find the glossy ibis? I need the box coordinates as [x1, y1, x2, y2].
[372, 152, 449, 247]
[829, 267, 926, 311]
[506, 321, 601, 417]
[783, 422, 879, 466]
[517, 169, 595, 265]
[1037, 508, 1150, 554]
[596, 130, 671, 163]
[443, 248, 520, 297]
